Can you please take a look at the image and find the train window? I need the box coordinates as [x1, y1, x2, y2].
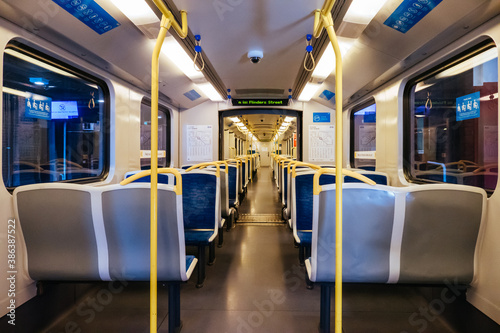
[140, 98, 170, 169]
[350, 101, 376, 170]
[2, 44, 109, 188]
[404, 42, 498, 193]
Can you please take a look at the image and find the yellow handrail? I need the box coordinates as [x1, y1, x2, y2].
[146, 3, 187, 332]
[287, 160, 300, 174]
[185, 161, 221, 178]
[120, 168, 183, 195]
[313, 1, 344, 331]
[291, 162, 321, 178]
[225, 158, 242, 167]
[313, 168, 376, 195]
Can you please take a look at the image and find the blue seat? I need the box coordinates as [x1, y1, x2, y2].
[292, 170, 335, 266]
[181, 170, 220, 287]
[124, 170, 172, 184]
[345, 170, 389, 185]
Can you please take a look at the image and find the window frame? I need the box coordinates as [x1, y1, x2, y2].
[2, 41, 110, 190]
[403, 39, 498, 192]
[139, 97, 171, 169]
[350, 98, 377, 169]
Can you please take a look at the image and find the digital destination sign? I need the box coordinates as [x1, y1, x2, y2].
[232, 99, 289, 107]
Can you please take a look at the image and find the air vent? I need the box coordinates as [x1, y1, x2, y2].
[235, 88, 285, 96]
[319, 90, 335, 102]
[184, 89, 201, 101]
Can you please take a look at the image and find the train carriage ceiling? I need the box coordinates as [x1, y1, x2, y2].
[1, 0, 500, 111]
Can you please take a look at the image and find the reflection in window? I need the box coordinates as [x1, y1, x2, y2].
[406, 44, 498, 193]
[2, 46, 108, 188]
[352, 103, 376, 170]
[140, 99, 170, 169]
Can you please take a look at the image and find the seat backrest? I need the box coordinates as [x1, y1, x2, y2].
[226, 164, 239, 205]
[344, 170, 389, 185]
[309, 183, 397, 283]
[14, 184, 104, 280]
[124, 170, 172, 184]
[100, 183, 189, 281]
[398, 184, 486, 284]
[206, 166, 229, 219]
[292, 171, 335, 237]
[181, 170, 220, 231]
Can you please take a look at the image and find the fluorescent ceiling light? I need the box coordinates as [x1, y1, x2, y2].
[230, 117, 241, 123]
[343, 0, 388, 25]
[109, 0, 159, 26]
[196, 82, 224, 102]
[162, 36, 204, 80]
[298, 82, 323, 102]
[284, 116, 294, 122]
[312, 38, 355, 79]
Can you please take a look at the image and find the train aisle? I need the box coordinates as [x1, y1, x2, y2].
[41, 167, 500, 332]
[237, 166, 283, 223]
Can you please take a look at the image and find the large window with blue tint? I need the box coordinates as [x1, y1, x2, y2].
[140, 98, 170, 169]
[351, 102, 376, 170]
[2, 43, 109, 188]
[404, 42, 498, 193]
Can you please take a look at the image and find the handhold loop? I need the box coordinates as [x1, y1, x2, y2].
[304, 34, 315, 72]
[194, 34, 205, 71]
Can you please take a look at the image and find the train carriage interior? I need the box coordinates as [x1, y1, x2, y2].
[1, 0, 500, 332]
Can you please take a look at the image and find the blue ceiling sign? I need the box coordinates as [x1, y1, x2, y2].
[384, 0, 443, 34]
[313, 112, 331, 123]
[456, 92, 480, 121]
[52, 0, 120, 35]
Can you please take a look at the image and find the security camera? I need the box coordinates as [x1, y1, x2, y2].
[248, 50, 263, 64]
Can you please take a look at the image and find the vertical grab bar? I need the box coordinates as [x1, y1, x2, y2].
[313, 1, 343, 332]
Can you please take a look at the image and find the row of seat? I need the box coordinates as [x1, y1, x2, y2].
[271, 156, 486, 332]
[14, 180, 196, 332]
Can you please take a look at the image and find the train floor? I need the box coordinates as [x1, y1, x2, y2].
[9, 167, 500, 332]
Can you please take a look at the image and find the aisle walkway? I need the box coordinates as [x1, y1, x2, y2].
[237, 167, 283, 223]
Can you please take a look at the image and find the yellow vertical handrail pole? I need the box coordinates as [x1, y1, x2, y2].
[324, 13, 344, 333]
[148, 2, 187, 331]
[150, 15, 171, 332]
[313, 1, 343, 331]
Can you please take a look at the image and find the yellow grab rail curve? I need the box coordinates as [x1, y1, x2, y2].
[291, 162, 321, 178]
[120, 168, 183, 195]
[185, 161, 221, 178]
[313, 168, 376, 195]
[313, 1, 344, 331]
[287, 160, 300, 174]
[225, 159, 242, 167]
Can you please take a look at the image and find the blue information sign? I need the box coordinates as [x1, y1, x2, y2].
[52, 0, 120, 35]
[384, 0, 443, 34]
[456, 92, 480, 121]
[313, 112, 331, 123]
[25, 93, 52, 120]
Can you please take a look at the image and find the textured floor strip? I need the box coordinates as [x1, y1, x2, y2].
[237, 213, 283, 223]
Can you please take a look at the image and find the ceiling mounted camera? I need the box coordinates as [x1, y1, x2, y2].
[248, 50, 263, 64]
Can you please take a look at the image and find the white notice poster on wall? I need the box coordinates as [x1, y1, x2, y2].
[309, 125, 335, 162]
[187, 125, 213, 162]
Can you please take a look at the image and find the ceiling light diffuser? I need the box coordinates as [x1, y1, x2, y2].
[109, 0, 159, 26]
[343, 0, 388, 25]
